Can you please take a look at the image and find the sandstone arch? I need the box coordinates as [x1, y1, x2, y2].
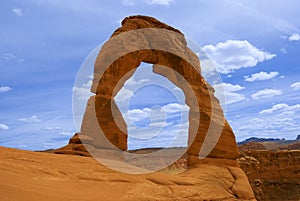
[53, 16, 255, 198]
[86, 15, 239, 160]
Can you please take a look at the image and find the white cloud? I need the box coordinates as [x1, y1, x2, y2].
[2, 53, 17, 61]
[291, 82, 300, 90]
[126, 103, 188, 123]
[288, 33, 300, 41]
[122, 0, 134, 6]
[0, 86, 12, 93]
[125, 103, 188, 143]
[12, 8, 24, 16]
[125, 77, 149, 87]
[232, 107, 300, 141]
[115, 87, 133, 103]
[161, 103, 189, 113]
[73, 77, 93, 101]
[200, 58, 217, 77]
[280, 48, 287, 54]
[215, 83, 245, 93]
[244, 71, 279, 82]
[115, 77, 152, 111]
[17, 115, 41, 123]
[58, 131, 72, 136]
[73, 86, 92, 101]
[213, 83, 246, 105]
[203, 40, 276, 74]
[251, 89, 282, 100]
[259, 103, 300, 114]
[44, 127, 62, 131]
[0, 124, 9, 130]
[147, 0, 173, 6]
[127, 108, 151, 122]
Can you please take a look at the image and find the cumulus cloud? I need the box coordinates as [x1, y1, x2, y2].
[291, 82, 300, 90]
[288, 33, 300, 41]
[0, 86, 12, 93]
[232, 109, 300, 141]
[17, 115, 41, 123]
[203, 40, 276, 74]
[125, 103, 188, 126]
[244, 71, 279, 82]
[147, 0, 173, 5]
[251, 89, 282, 100]
[127, 108, 152, 122]
[125, 77, 150, 87]
[259, 103, 300, 114]
[161, 103, 189, 113]
[213, 83, 246, 105]
[12, 8, 24, 16]
[125, 103, 189, 142]
[0, 124, 9, 130]
[200, 58, 217, 77]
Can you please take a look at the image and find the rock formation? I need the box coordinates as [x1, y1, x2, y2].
[57, 15, 239, 163]
[239, 150, 300, 201]
[54, 133, 92, 157]
[239, 142, 266, 152]
[55, 15, 255, 199]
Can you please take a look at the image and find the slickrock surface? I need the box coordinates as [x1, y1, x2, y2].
[239, 150, 300, 201]
[0, 146, 256, 201]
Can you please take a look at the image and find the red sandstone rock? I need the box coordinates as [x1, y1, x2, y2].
[80, 15, 239, 161]
[239, 142, 266, 152]
[53, 15, 255, 200]
[239, 150, 300, 201]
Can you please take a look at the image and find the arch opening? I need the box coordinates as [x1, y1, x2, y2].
[114, 62, 190, 150]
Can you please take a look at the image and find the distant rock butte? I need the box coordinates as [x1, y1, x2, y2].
[238, 136, 300, 151]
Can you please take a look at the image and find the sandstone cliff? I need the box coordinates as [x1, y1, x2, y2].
[239, 150, 300, 201]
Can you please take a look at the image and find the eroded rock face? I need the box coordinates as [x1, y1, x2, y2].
[77, 15, 239, 161]
[54, 133, 92, 157]
[239, 150, 300, 201]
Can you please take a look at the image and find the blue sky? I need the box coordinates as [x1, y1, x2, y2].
[0, 0, 300, 150]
